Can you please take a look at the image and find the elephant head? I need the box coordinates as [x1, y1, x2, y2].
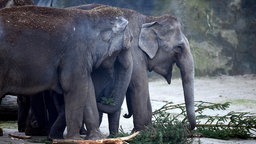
[92, 16, 129, 69]
[139, 15, 196, 129]
[93, 16, 133, 114]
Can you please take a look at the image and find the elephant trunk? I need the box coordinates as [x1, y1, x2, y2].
[97, 51, 133, 114]
[97, 92, 125, 114]
[96, 76, 125, 114]
[176, 37, 196, 130]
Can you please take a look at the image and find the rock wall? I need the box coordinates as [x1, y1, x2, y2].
[153, 0, 256, 76]
[36, 0, 256, 76]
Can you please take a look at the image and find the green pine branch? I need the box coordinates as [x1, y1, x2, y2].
[116, 101, 256, 143]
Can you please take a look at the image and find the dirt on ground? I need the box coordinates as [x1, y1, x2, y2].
[0, 75, 256, 143]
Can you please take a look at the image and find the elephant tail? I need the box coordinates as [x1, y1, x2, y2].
[123, 90, 133, 119]
[123, 112, 132, 118]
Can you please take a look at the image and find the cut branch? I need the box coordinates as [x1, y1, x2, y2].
[196, 124, 252, 128]
[52, 132, 139, 144]
[8, 133, 31, 139]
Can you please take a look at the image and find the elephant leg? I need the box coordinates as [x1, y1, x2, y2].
[83, 77, 103, 140]
[49, 110, 66, 139]
[48, 91, 87, 139]
[44, 91, 58, 130]
[48, 92, 65, 139]
[128, 87, 152, 131]
[25, 93, 48, 136]
[64, 91, 85, 139]
[108, 109, 121, 136]
[63, 76, 102, 139]
[127, 69, 153, 131]
[17, 95, 30, 132]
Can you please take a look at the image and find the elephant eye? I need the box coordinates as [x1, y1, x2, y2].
[169, 27, 175, 33]
[174, 45, 183, 54]
[159, 40, 168, 50]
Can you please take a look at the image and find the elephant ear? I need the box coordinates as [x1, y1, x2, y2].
[139, 22, 159, 59]
[112, 17, 128, 34]
[108, 17, 129, 56]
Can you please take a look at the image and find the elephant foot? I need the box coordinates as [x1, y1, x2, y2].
[85, 129, 105, 140]
[66, 133, 83, 140]
[133, 122, 153, 132]
[48, 133, 64, 140]
[132, 126, 156, 135]
[108, 130, 118, 137]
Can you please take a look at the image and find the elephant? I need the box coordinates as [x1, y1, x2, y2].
[48, 49, 134, 139]
[3, 2, 133, 138]
[0, 0, 79, 137]
[0, 0, 38, 135]
[71, 4, 196, 134]
[14, 4, 133, 138]
[0, 0, 57, 136]
[0, 5, 132, 139]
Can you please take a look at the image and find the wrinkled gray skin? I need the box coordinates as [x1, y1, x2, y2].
[0, 6, 131, 139]
[72, 4, 196, 134]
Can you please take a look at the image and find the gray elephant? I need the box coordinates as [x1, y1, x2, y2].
[71, 4, 196, 134]
[0, 6, 131, 139]
[0, 0, 57, 136]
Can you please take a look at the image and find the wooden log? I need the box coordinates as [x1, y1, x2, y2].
[8, 133, 32, 139]
[52, 132, 140, 144]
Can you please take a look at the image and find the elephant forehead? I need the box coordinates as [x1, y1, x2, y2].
[162, 19, 181, 31]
